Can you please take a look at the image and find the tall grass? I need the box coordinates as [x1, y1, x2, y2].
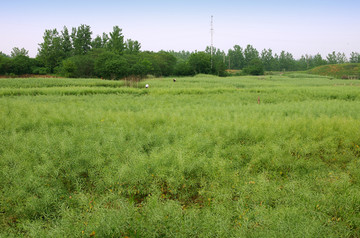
[1, 75, 360, 237]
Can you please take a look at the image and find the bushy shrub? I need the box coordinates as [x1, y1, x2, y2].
[174, 61, 194, 76]
[243, 58, 264, 75]
[57, 55, 95, 78]
[32, 67, 48, 75]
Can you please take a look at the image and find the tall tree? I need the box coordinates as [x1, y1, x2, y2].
[125, 39, 141, 54]
[297, 55, 308, 71]
[243, 44, 259, 67]
[336, 52, 347, 64]
[261, 48, 275, 71]
[108, 26, 125, 55]
[349, 52, 360, 63]
[0, 53, 11, 74]
[188, 51, 211, 74]
[72, 24, 92, 55]
[37, 29, 64, 73]
[91, 35, 103, 49]
[228, 45, 245, 69]
[326, 51, 337, 64]
[313, 53, 327, 67]
[10, 47, 29, 57]
[279, 51, 295, 71]
[61, 26, 73, 58]
[102, 33, 109, 48]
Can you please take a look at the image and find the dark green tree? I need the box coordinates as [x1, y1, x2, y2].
[174, 61, 194, 76]
[228, 45, 245, 69]
[37, 29, 64, 73]
[188, 51, 211, 74]
[212, 48, 227, 76]
[350, 52, 360, 63]
[102, 33, 109, 48]
[108, 26, 125, 55]
[9, 55, 35, 75]
[61, 26, 73, 58]
[297, 55, 309, 70]
[57, 55, 95, 78]
[243, 58, 264, 75]
[313, 53, 327, 67]
[244, 44, 259, 67]
[326, 51, 337, 64]
[0, 53, 11, 74]
[125, 39, 141, 54]
[152, 51, 177, 76]
[279, 51, 295, 71]
[10, 47, 29, 57]
[336, 52, 347, 64]
[261, 48, 275, 71]
[72, 24, 92, 55]
[104, 57, 129, 80]
[130, 58, 153, 78]
[91, 35, 103, 49]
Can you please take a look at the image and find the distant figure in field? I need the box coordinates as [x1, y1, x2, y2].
[145, 84, 149, 88]
[173, 78, 176, 82]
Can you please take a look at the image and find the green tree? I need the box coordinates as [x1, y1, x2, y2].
[102, 33, 109, 48]
[279, 51, 295, 71]
[10, 47, 29, 57]
[243, 58, 264, 75]
[152, 51, 177, 76]
[188, 52, 211, 74]
[261, 48, 275, 71]
[37, 29, 64, 73]
[212, 48, 227, 76]
[297, 55, 308, 71]
[336, 52, 347, 64]
[9, 56, 35, 75]
[58, 55, 95, 78]
[104, 56, 129, 80]
[108, 26, 125, 55]
[350, 52, 360, 63]
[326, 51, 337, 64]
[169, 50, 191, 61]
[61, 26, 73, 58]
[174, 61, 194, 76]
[130, 58, 153, 78]
[93, 50, 117, 78]
[125, 39, 141, 54]
[72, 24, 92, 55]
[244, 45, 259, 67]
[228, 45, 245, 69]
[0, 54, 11, 75]
[92, 35, 103, 49]
[313, 53, 327, 67]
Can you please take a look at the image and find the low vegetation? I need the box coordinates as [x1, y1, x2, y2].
[309, 63, 360, 79]
[1, 74, 360, 237]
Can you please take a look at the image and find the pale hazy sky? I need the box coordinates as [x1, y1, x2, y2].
[1, 0, 359, 58]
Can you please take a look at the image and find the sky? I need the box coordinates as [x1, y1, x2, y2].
[1, 0, 359, 59]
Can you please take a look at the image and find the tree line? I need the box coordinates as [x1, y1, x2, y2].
[1, 24, 360, 78]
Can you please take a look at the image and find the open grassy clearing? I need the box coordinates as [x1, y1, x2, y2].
[1, 74, 360, 237]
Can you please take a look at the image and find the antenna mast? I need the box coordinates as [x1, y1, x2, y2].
[211, 15, 214, 70]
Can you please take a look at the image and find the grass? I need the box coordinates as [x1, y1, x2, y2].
[1, 74, 360, 237]
[308, 63, 360, 79]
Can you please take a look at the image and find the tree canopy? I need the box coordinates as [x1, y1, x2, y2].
[1, 24, 359, 78]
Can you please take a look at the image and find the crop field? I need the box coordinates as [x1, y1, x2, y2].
[1, 74, 360, 237]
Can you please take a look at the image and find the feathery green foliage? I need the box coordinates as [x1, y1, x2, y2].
[1, 74, 360, 237]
